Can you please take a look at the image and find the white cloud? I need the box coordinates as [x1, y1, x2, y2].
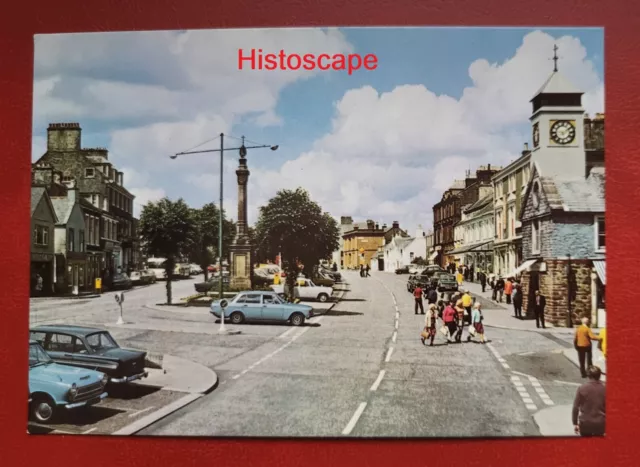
[130, 187, 166, 217]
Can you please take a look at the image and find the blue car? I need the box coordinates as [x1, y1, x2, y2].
[29, 340, 108, 423]
[210, 291, 314, 326]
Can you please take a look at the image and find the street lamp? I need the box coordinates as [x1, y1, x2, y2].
[171, 133, 278, 334]
[566, 253, 573, 328]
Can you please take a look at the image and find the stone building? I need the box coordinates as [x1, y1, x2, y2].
[449, 192, 495, 273]
[30, 187, 58, 296]
[382, 227, 428, 272]
[517, 68, 606, 328]
[33, 123, 138, 277]
[342, 220, 386, 270]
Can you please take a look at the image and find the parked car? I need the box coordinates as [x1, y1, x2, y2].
[210, 291, 314, 326]
[312, 272, 335, 287]
[409, 265, 427, 274]
[189, 264, 203, 275]
[130, 269, 156, 285]
[29, 340, 108, 423]
[111, 272, 132, 290]
[432, 271, 459, 292]
[407, 274, 419, 292]
[395, 266, 410, 274]
[271, 278, 333, 302]
[30, 325, 149, 384]
[195, 276, 230, 293]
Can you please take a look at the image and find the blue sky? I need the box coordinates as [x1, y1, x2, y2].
[32, 27, 604, 232]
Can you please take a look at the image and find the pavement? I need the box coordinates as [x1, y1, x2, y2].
[29, 271, 594, 438]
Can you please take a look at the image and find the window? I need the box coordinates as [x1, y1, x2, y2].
[68, 228, 75, 252]
[92, 194, 98, 206]
[80, 230, 85, 252]
[496, 213, 502, 240]
[33, 225, 49, 246]
[85, 168, 95, 178]
[595, 215, 605, 251]
[532, 219, 541, 254]
[86, 332, 118, 351]
[46, 333, 75, 353]
[509, 205, 516, 237]
[62, 175, 73, 182]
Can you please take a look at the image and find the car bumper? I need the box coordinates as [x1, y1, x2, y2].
[65, 391, 108, 409]
[110, 371, 149, 384]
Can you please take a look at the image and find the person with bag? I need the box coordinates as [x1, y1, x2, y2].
[421, 304, 439, 347]
[462, 290, 473, 324]
[454, 299, 466, 343]
[467, 302, 486, 344]
[442, 299, 457, 344]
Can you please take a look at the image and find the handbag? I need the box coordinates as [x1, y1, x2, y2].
[468, 326, 477, 336]
[440, 325, 448, 336]
[420, 328, 430, 339]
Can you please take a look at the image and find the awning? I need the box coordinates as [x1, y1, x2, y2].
[508, 259, 538, 278]
[449, 240, 492, 255]
[593, 260, 606, 285]
[429, 251, 438, 260]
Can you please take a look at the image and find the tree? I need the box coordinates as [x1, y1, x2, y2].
[254, 188, 340, 300]
[139, 198, 196, 304]
[411, 256, 427, 265]
[189, 203, 235, 280]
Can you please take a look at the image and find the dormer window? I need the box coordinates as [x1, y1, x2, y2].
[85, 168, 95, 178]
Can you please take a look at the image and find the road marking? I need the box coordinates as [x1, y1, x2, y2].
[82, 427, 97, 434]
[385, 347, 394, 362]
[128, 406, 156, 418]
[278, 327, 297, 339]
[553, 380, 581, 386]
[394, 320, 399, 330]
[395, 312, 399, 319]
[394, 305, 399, 313]
[342, 402, 367, 435]
[370, 370, 386, 391]
[518, 351, 535, 356]
[526, 375, 555, 406]
[392, 331, 397, 343]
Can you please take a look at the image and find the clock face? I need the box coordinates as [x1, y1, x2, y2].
[532, 123, 540, 147]
[550, 120, 576, 145]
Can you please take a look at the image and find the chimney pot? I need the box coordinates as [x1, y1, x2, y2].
[524, 142, 529, 151]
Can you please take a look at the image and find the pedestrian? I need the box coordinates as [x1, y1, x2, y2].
[490, 276, 497, 301]
[454, 299, 466, 343]
[456, 270, 464, 287]
[35, 273, 43, 296]
[513, 282, 523, 319]
[421, 304, 439, 346]
[360, 264, 364, 277]
[461, 289, 473, 323]
[413, 284, 425, 314]
[470, 265, 475, 282]
[574, 316, 603, 378]
[426, 287, 438, 306]
[598, 328, 607, 360]
[504, 277, 513, 304]
[442, 299, 457, 344]
[365, 264, 371, 277]
[479, 271, 487, 292]
[533, 290, 546, 329]
[464, 266, 469, 282]
[572, 366, 606, 436]
[468, 302, 486, 344]
[495, 276, 505, 303]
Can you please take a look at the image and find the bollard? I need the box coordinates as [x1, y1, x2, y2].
[115, 292, 125, 325]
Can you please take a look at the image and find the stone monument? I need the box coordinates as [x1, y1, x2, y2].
[229, 144, 253, 291]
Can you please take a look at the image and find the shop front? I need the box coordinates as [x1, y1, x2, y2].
[31, 252, 54, 296]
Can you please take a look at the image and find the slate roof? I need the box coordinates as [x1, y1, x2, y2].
[540, 167, 604, 212]
[464, 193, 493, 213]
[31, 187, 46, 216]
[395, 237, 414, 249]
[50, 196, 75, 225]
[533, 71, 582, 97]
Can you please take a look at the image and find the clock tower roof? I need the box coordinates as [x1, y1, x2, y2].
[531, 71, 583, 101]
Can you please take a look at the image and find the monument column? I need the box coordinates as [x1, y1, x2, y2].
[229, 145, 253, 290]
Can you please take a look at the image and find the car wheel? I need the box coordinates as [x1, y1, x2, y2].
[317, 293, 329, 303]
[290, 312, 305, 326]
[230, 311, 245, 324]
[31, 395, 55, 423]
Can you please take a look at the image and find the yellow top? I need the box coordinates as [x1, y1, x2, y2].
[599, 328, 607, 358]
[462, 293, 473, 307]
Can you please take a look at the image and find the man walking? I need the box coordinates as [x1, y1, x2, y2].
[572, 366, 605, 436]
[495, 276, 505, 303]
[513, 282, 523, 318]
[365, 264, 371, 277]
[413, 284, 425, 315]
[504, 277, 513, 304]
[574, 317, 603, 378]
[426, 287, 438, 306]
[479, 271, 487, 292]
[533, 290, 546, 329]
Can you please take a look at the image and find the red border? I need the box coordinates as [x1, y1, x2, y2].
[1, 1, 637, 466]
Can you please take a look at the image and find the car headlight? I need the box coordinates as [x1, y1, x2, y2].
[68, 383, 77, 401]
[101, 374, 109, 386]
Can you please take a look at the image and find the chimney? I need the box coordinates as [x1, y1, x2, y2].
[382, 223, 387, 230]
[375, 223, 379, 230]
[47, 122, 82, 152]
[67, 185, 78, 204]
[392, 221, 399, 229]
[487, 163, 491, 170]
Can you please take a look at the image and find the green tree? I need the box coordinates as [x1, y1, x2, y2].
[254, 188, 340, 300]
[189, 203, 235, 280]
[139, 198, 196, 304]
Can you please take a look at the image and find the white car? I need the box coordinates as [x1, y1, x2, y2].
[189, 264, 203, 275]
[409, 265, 427, 274]
[270, 278, 333, 302]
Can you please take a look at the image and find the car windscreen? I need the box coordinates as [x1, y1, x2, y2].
[29, 343, 52, 366]
[86, 332, 119, 351]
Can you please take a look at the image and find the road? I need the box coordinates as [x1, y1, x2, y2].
[128, 270, 584, 438]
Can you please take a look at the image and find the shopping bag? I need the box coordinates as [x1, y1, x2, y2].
[468, 326, 476, 336]
[420, 329, 430, 339]
[440, 325, 448, 336]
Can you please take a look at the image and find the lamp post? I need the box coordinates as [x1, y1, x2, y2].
[566, 253, 573, 328]
[171, 133, 278, 334]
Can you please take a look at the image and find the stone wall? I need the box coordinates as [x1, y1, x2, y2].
[521, 215, 554, 259]
[47, 123, 81, 152]
[522, 258, 593, 327]
[38, 151, 107, 197]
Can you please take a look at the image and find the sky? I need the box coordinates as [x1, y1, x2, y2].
[32, 27, 604, 235]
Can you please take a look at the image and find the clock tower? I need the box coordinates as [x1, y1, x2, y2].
[529, 46, 586, 179]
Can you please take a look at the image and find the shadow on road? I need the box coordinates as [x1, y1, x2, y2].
[338, 298, 367, 302]
[213, 319, 321, 327]
[106, 384, 161, 400]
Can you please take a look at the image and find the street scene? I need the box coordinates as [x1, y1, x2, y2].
[29, 27, 605, 438]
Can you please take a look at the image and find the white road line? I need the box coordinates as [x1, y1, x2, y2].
[553, 380, 581, 386]
[525, 404, 537, 411]
[82, 427, 97, 434]
[385, 347, 394, 362]
[527, 375, 555, 406]
[394, 320, 399, 330]
[370, 370, 386, 391]
[278, 327, 297, 339]
[342, 402, 367, 435]
[488, 345, 537, 411]
[128, 406, 156, 418]
[392, 331, 397, 343]
[395, 312, 399, 319]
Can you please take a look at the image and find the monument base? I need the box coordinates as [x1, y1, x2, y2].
[230, 243, 252, 291]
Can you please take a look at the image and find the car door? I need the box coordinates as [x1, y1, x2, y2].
[298, 280, 314, 299]
[261, 293, 285, 321]
[234, 293, 262, 320]
[42, 333, 78, 367]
